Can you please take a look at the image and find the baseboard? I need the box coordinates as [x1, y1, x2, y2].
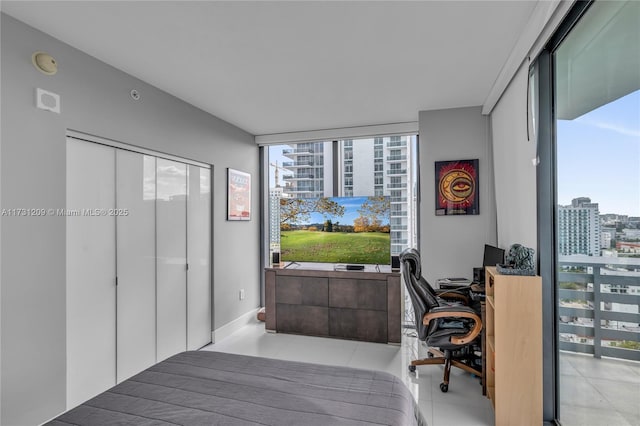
[212, 307, 260, 343]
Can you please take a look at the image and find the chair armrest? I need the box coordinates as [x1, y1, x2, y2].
[436, 290, 470, 305]
[429, 305, 479, 315]
[422, 308, 482, 345]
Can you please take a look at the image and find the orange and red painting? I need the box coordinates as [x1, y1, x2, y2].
[435, 159, 479, 216]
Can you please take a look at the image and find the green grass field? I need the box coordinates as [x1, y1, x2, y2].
[280, 230, 390, 264]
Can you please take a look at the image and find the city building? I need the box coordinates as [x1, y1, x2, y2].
[281, 141, 331, 198]
[601, 231, 612, 249]
[278, 135, 417, 256]
[622, 229, 640, 240]
[617, 241, 640, 254]
[269, 186, 284, 252]
[558, 197, 601, 256]
[601, 213, 629, 226]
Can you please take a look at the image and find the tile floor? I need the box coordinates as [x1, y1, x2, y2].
[203, 321, 640, 426]
[202, 321, 495, 426]
[559, 351, 640, 426]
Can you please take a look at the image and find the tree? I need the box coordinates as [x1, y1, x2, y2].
[323, 219, 333, 232]
[280, 197, 345, 226]
[353, 216, 370, 233]
[355, 196, 390, 233]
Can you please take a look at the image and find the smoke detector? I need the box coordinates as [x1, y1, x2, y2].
[32, 51, 58, 75]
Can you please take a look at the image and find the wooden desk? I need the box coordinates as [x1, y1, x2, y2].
[265, 265, 401, 344]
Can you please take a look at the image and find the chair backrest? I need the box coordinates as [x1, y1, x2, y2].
[400, 248, 440, 340]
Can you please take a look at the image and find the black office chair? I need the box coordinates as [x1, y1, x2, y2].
[400, 248, 482, 392]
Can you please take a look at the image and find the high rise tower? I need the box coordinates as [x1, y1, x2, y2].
[558, 197, 601, 256]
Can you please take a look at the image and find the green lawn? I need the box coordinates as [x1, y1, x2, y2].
[280, 230, 390, 264]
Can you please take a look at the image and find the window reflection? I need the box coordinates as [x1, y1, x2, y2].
[143, 155, 156, 201]
[157, 158, 187, 201]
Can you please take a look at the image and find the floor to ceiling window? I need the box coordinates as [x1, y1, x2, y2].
[540, 1, 639, 424]
[266, 135, 418, 264]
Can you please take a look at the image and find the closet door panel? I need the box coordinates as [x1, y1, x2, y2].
[116, 152, 157, 382]
[156, 159, 187, 361]
[187, 166, 212, 350]
[66, 139, 116, 409]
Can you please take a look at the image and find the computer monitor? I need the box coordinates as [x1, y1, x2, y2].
[483, 244, 505, 267]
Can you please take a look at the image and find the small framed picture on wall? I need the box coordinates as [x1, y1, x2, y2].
[435, 159, 479, 216]
[227, 168, 251, 221]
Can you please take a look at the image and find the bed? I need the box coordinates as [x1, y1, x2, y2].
[47, 350, 426, 425]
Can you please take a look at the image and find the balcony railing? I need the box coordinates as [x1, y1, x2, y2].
[391, 239, 408, 245]
[387, 169, 407, 175]
[285, 189, 316, 194]
[282, 148, 315, 155]
[282, 161, 316, 167]
[283, 175, 315, 180]
[390, 211, 407, 217]
[558, 255, 640, 362]
[387, 155, 407, 162]
[387, 183, 407, 189]
[387, 140, 407, 147]
[390, 197, 407, 203]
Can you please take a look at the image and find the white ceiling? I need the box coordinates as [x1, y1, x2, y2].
[1, 1, 539, 136]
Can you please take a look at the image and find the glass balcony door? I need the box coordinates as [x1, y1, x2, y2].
[553, 2, 640, 424]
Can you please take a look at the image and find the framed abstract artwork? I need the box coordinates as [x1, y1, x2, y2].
[435, 159, 479, 216]
[227, 168, 251, 221]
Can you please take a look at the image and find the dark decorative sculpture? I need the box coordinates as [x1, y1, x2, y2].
[496, 243, 536, 275]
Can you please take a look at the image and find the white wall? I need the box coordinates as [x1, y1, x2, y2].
[491, 62, 538, 250]
[418, 106, 497, 285]
[0, 14, 259, 425]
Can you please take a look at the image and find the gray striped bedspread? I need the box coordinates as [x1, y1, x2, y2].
[47, 350, 426, 425]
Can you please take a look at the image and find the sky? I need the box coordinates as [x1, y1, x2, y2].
[302, 196, 380, 226]
[557, 90, 640, 216]
[284, 197, 389, 225]
[268, 146, 293, 188]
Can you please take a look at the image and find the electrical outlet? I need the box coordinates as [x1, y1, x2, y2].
[239, 289, 245, 300]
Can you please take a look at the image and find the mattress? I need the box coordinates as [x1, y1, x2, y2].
[47, 350, 426, 425]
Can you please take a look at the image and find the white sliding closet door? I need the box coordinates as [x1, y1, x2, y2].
[66, 139, 116, 409]
[187, 166, 212, 350]
[116, 152, 157, 382]
[66, 134, 212, 408]
[156, 158, 188, 361]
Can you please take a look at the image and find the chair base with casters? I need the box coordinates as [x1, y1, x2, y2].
[408, 346, 482, 393]
[407, 300, 483, 393]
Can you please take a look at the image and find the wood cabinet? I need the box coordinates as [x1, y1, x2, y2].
[265, 267, 401, 344]
[484, 266, 542, 425]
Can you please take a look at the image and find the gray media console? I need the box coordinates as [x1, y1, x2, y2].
[265, 266, 401, 344]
